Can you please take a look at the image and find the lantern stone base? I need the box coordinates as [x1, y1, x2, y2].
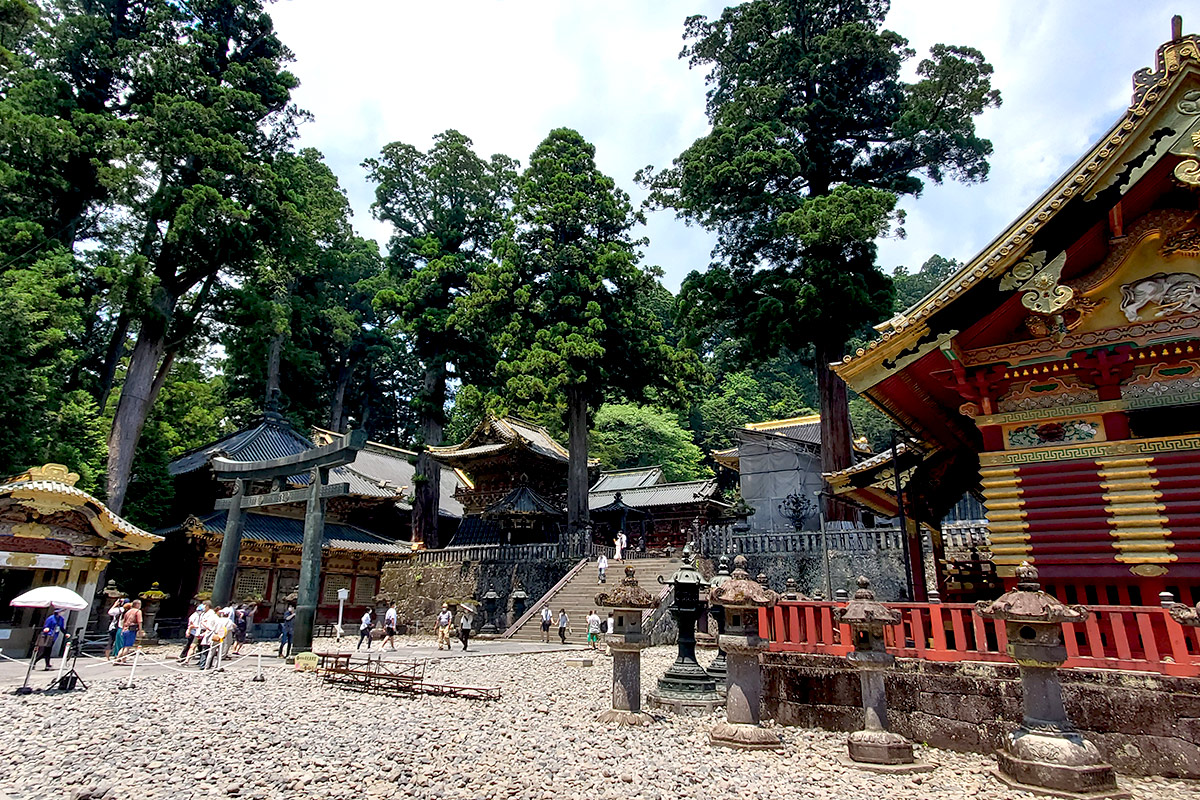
[839, 755, 935, 774]
[709, 721, 782, 750]
[847, 728, 918, 765]
[646, 689, 723, 716]
[995, 737, 1128, 800]
[597, 709, 655, 726]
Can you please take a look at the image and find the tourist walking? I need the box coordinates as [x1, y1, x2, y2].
[539, 605, 552, 643]
[231, 605, 249, 655]
[383, 603, 398, 650]
[436, 604, 452, 650]
[458, 605, 474, 651]
[597, 553, 608, 584]
[207, 609, 235, 670]
[106, 598, 125, 660]
[115, 600, 142, 663]
[197, 602, 220, 667]
[557, 608, 569, 644]
[586, 609, 601, 651]
[614, 531, 626, 561]
[357, 609, 374, 650]
[279, 605, 295, 658]
[180, 602, 206, 661]
[36, 608, 67, 671]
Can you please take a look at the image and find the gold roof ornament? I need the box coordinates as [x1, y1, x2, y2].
[23, 463, 80, 487]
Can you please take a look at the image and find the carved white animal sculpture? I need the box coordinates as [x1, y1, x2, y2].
[1120, 272, 1200, 321]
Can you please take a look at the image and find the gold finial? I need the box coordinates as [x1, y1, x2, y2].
[26, 464, 80, 487]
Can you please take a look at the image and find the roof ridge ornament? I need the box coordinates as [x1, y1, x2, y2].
[25, 464, 80, 487]
[999, 250, 1074, 315]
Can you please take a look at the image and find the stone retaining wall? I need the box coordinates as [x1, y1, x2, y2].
[761, 652, 1200, 778]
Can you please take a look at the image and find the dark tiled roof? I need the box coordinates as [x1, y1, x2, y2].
[482, 486, 564, 517]
[168, 416, 314, 476]
[186, 511, 411, 554]
[588, 479, 722, 511]
[447, 515, 504, 546]
[429, 415, 576, 465]
[591, 467, 664, 492]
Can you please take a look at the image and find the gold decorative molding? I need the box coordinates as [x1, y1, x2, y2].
[11, 522, 53, 539]
[1130, 563, 1169, 577]
[1098, 457, 1175, 565]
[1000, 251, 1074, 315]
[973, 399, 1126, 427]
[25, 463, 80, 486]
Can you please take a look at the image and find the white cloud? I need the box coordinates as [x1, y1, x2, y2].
[269, 0, 1185, 288]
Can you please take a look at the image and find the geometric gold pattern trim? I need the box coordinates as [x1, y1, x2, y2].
[981, 465, 1030, 567]
[980, 433, 1200, 467]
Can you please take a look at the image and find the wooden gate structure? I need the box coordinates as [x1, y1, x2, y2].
[209, 429, 367, 650]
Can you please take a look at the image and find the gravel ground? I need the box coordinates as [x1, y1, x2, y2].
[0, 646, 1194, 800]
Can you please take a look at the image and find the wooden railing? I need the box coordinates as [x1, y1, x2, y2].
[761, 600, 1200, 678]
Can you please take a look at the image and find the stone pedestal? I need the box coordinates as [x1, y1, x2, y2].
[709, 634, 779, 749]
[978, 563, 1126, 799]
[598, 641, 653, 725]
[707, 555, 780, 748]
[596, 567, 659, 725]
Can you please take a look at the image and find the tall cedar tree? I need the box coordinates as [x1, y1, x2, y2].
[640, 0, 999, 517]
[364, 130, 516, 549]
[101, 0, 302, 512]
[459, 128, 695, 542]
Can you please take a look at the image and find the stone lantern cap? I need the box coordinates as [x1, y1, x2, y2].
[708, 555, 732, 594]
[101, 580, 124, 600]
[596, 566, 658, 609]
[834, 576, 901, 627]
[709, 555, 779, 609]
[139, 581, 170, 601]
[482, 585, 500, 600]
[975, 562, 1088, 624]
[658, 542, 708, 588]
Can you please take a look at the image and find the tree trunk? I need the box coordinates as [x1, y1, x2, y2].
[105, 287, 176, 513]
[565, 385, 590, 552]
[328, 358, 351, 433]
[815, 338, 859, 524]
[412, 359, 446, 550]
[97, 308, 131, 409]
[264, 330, 284, 406]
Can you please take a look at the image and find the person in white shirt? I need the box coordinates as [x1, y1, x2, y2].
[597, 554, 608, 584]
[383, 603, 398, 651]
[539, 605, 553, 644]
[205, 609, 235, 670]
[615, 532, 626, 561]
[458, 606, 474, 651]
[436, 605, 453, 650]
[586, 610, 602, 650]
[357, 609, 374, 650]
[179, 602, 206, 662]
[106, 599, 125, 660]
[196, 604, 221, 667]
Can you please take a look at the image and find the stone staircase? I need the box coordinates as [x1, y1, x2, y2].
[505, 557, 680, 644]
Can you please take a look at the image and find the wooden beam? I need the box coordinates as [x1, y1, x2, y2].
[211, 429, 367, 480]
[213, 482, 350, 510]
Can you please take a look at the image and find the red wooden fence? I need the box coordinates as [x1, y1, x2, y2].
[760, 601, 1200, 678]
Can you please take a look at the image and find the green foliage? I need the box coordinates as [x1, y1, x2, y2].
[461, 128, 696, 409]
[640, 0, 1000, 473]
[591, 404, 709, 482]
[848, 395, 892, 454]
[891, 254, 960, 313]
[693, 351, 817, 451]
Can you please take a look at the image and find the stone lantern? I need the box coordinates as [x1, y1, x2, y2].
[647, 543, 722, 715]
[479, 584, 501, 636]
[708, 555, 780, 749]
[595, 566, 660, 725]
[834, 576, 929, 770]
[706, 555, 732, 694]
[509, 582, 528, 629]
[976, 562, 1124, 798]
[138, 582, 170, 643]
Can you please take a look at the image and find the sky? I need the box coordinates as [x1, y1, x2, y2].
[269, 0, 1183, 291]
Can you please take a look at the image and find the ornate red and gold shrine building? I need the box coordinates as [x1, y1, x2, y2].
[831, 26, 1200, 607]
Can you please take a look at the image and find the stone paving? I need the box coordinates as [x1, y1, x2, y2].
[0, 643, 1194, 800]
